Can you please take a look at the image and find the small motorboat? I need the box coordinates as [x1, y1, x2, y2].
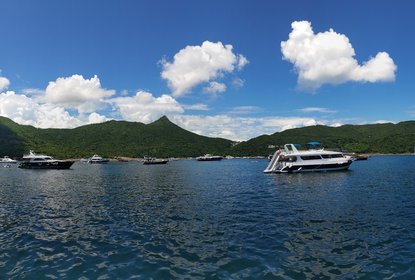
[115, 157, 129, 162]
[0, 156, 17, 164]
[196, 154, 223, 161]
[344, 153, 369, 161]
[82, 155, 110, 164]
[142, 157, 168, 165]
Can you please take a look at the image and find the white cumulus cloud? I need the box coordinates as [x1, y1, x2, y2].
[281, 21, 397, 90]
[21, 88, 45, 96]
[161, 41, 248, 97]
[172, 115, 323, 141]
[183, 103, 210, 111]
[0, 91, 83, 128]
[0, 88, 364, 141]
[232, 77, 245, 89]
[330, 122, 344, 128]
[111, 91, 184, 123]
[44, 74, 115, 113]
[0, 76, 10, 91]
[0, 70, 366, 141]
[203, 81, 226, 94]
[298, 107, 336, 114]
[229, 106, 262, 115]
[87, 112, 109, 124]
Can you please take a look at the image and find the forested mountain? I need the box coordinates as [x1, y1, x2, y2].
[0, 116, 414, 158]
[232, 121, 415, 156]
[0, 116, 233, 158]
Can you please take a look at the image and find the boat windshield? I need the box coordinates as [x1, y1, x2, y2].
[33, 156, 53, 161]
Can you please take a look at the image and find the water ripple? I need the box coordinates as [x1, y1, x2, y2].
[0, 157, 415, 278]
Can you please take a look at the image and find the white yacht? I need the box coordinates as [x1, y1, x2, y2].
[82, 154, 109, 164]
[264, 142, 353, 173]
[18, 150, 74, 169]
[196, 154, 223, 161]
[0, 156, 17, 164]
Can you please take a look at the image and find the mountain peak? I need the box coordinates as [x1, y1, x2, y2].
[153, 115, 171, 124]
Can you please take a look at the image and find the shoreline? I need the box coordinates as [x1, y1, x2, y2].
[65, 153, 413, 161]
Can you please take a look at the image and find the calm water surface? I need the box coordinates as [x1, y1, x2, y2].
[1, 156, 415, 279]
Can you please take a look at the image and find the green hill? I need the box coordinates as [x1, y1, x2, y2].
[0, 116, 233, 158]
[231, 121, 415, 156]
[1, 116, 414, 158]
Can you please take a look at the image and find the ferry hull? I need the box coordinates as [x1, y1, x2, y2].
[270, 160, 352, 173]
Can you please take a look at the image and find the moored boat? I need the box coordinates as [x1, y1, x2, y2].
[355, 155, 369, 161]
[115, 156, 129, 162]
[82, 154, 109, 164]
[196, 154, 223, 161]
[0, 156, 17, 164]
[264, 142, 353, 173]
[345, 153, 369, 161]
[142, 157, 168, 165]
[18, 150, 74, 169]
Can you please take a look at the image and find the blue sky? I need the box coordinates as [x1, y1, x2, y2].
[0, 0, 413, 140]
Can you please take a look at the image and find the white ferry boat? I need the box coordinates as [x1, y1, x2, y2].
[264, 142, 353, 173]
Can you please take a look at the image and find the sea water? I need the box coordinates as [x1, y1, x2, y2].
[0, 156, 414, 279]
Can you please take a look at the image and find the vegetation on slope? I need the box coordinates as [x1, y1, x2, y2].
[1, 116, 414, 158]
[0, 116, 233, 158]
[231, 121, 415, 156]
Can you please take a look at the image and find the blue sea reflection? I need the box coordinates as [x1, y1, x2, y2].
[0, 157, 414, 278]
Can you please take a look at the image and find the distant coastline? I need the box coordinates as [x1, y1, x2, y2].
[1, 116, 414, 158]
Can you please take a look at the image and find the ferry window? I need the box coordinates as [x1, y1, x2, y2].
[288, 156, 297, 162]
[300, 155, 322, 160]
[322, 154, 343, 159]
